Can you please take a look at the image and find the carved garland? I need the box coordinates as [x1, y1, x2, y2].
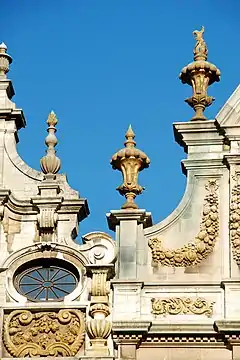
[3, 309, 85, 357]
[151, 297, 214, 317]
[148, 180, 219, 267]
[230, 173, 240, 265]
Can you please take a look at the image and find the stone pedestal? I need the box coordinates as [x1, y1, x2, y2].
[107, 209, 152, 280]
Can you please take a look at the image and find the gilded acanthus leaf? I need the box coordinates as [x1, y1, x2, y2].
[148, 180, 219, 267]
[151, 297, 214, 317]
[3, 309, 85, 357]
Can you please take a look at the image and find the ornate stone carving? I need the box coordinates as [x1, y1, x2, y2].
[91, 269, 109, 298]
[37, 208, 58, 229]
[148, 180, 219, 267]
[230, 172, 240, 265]
[151, 297, 214, 317]
[0, 189, 9, 220]
[111, 125, 150, 209]
[180, 27, 220, 121]
[86, 318, 111, 343]
[36, 208, 58, 242]
[86, 266, 112, 356]
[3, 309, 85, 357]
[89, 303, 110, 318]
[0, 42, 12, 78]
[40, 111, 61, 179]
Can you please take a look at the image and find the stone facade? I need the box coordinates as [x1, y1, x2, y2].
[1, 28, 240, 360]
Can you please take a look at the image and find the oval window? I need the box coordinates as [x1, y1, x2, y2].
[14, 259, 79, 302]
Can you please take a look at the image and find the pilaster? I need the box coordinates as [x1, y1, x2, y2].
[107, 209, 152, 279]
[85, 264, 114, 357]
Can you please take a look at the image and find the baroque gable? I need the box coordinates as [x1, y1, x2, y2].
[1, 27, 240, 360]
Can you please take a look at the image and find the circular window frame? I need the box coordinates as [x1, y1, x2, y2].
[4, 244, 87, 304]
[14, 258, 80, 302]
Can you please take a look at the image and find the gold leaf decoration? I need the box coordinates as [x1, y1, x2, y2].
[151, 297, 214, 317]
[3, 309, 85, 357]
[148, 180, 219, 267]
[230, 172, 240, 265]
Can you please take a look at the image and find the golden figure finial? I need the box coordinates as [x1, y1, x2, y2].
[193, 26, 208, 61]
[111, 125, 150, 209]
[40, 111, 61, 179]
[179, 27, 220, 121]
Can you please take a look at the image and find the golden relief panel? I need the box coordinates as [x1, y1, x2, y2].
[151, 297, 214, 317]
[148, 180, 219, 267]
[3, 309, 85, 357]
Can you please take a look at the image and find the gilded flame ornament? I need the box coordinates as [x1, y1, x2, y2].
[179, 26, 220, 121]
[111, 125, 150, 209]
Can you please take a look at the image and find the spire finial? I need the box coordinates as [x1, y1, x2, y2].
[111, 125, 150, 209]
[0, 42, 12, 78]
[124, 124, 136, 148]
[40, 111, 61, 179]
[179, 27, 220, 121]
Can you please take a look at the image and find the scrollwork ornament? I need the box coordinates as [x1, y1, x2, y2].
[148, 180, 219, 267]
[230, 172, 240, 265]
[3, 309, 85, 357]
[151, 297, 214, 317]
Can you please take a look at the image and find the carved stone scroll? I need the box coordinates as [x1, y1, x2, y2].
[148, 180, 219, 267]
[151, 297, 214, 317]
[3, 309, 85, 357]
[230, 172, 240, 265]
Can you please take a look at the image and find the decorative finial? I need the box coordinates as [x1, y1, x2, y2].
[40, 111, 61, 179]
[193, 26, 208, 61]
[111, 125, 150, 209]
[179, 27, 220, 121]
[0, 42, 12, 78]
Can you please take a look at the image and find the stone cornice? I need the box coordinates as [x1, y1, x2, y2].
[1, 189, 89, 219]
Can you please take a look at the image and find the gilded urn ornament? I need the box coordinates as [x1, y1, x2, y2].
[179, 26, 220, 121]
[111, 125, 150, 209]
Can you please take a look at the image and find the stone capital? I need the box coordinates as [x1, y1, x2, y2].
[174, 120, 225, 150]
[86, 264, 115, 280]
[224, 154, 240, 167]
[107, 209, 152, 231]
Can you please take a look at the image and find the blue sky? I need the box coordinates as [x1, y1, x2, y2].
[1, 1, 239, 238]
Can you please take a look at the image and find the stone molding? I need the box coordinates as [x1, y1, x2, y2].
[112, 321, 151, 348]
